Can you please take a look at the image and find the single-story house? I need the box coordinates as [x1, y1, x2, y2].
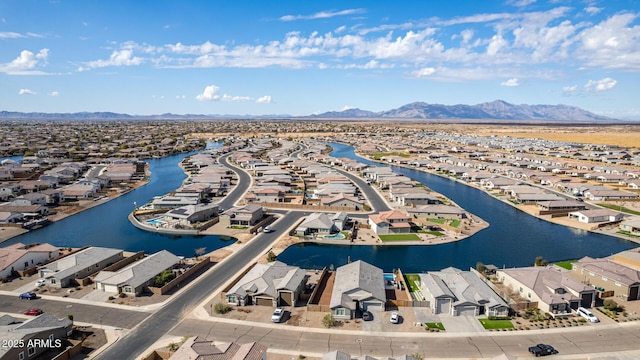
[151, 196, 199, 209]
[221, 204, 265, 226]
[226, 261, 307, 307]
[0, 243, 62, 279]
[330, 260, 386, 319]
[38, 247, 124, 288]
[295, 212, 348, 236]
[406, 204, 466, 220]
[568, 209, 624, 223]
[419, 267, 509, 316]
[94, 250, 181, 296]
[165, 203, 219, 224]
[497, 266, 596, 314]
[620, 220, 640, 236]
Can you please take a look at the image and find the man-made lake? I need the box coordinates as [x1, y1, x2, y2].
[3, 143, 234, 257]
[276, 143, 636, 273]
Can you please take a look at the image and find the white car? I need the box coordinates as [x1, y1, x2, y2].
[577, 307, 599, 323]
[390, 312, 400, 324]
[35, 279, 46, 287]
[263, 226, 273, 233]
[271, 307, 285, 323]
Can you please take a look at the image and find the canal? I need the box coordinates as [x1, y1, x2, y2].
[3, 143, 234, 257]
[276, 142, 636, 273]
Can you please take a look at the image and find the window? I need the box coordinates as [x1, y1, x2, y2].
[28, 347, 36, 356]
[335, 308, 345, 316]
[527, 292, 531, 299]
[519, 287, 523, 293]
[124, 286, 133, 293]
[228, 295, 237, 303]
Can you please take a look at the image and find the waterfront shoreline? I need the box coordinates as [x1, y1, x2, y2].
[349, 147, 640, 246]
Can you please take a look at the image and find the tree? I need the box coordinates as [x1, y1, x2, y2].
[534, 256, 548, 267]
[476, 262, 486, 274]
[322, 314, 338, 328]
[266, 250, 277, 262]
[194, 247, 207, 260]
[214, 302, 232, 314]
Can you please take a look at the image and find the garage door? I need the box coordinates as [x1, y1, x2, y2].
[104, 284, 119, 293]
[456, 305, 477, 316]
[436, 299, 450, 314]
[280, 292, 293, 306]
[361, 301, 383, 311]
[256, 297, 273, 306]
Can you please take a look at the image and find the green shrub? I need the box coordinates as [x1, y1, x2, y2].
[214, 303, 232, 314]
[322, 314, 339, 328]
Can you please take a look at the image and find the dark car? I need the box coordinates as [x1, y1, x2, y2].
[528, 344, 558, 357]
[362, 311, 373, 321]
[24, 308, 43, 316]
[19, 292, 37, 300]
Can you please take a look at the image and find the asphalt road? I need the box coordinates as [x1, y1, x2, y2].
[329, 167, 391, 213]
[0, 294, 149, 329]
[171, 318, 640, 358]
[217, 153, 252, 211]
[96, 211, 305, 359]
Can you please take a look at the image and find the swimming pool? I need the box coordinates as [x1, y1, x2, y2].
[384, 273, 395, 282]
[146, 217, 166, 226]
[324, 233, 345, 239]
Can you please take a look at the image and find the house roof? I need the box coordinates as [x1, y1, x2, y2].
[298, 213, 335, 231]
[407, 205, 464, 215]
[94, 250, 180, 289]
[227, 261, 306, 299]
[575, 256, 640, 287]
[499, 266, 592, 305]
[330, 260, 385, 310]
[170, 336, 268, 360]
[421, 267, 508, 309]
[0, 242, 59, 272]
[368, 210, 409, 225]
[42, 247, 122, 280]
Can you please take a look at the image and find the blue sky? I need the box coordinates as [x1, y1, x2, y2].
[1, 0, 639, 118]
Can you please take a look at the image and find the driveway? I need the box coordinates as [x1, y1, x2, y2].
[440, 315, 487, 333]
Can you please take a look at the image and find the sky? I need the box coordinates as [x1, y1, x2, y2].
[1, 0, 639, 118]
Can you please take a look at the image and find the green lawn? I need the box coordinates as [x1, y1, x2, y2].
[597, 203, 640, 216]
[478, 318, 514, 330]
[427, 218, 446, 224]
[555, 260, 577, 270]
[425, 231, 444, 236]
[618, 230, 640, 238]
[450, 219, 461, 228]
[425, 322, 445, 330]
[379, 234, 421, 242]
[404, 274, 421, 292]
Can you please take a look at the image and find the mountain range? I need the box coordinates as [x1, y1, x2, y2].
[0, 100, 618, 121]
[311, 100, 614, 121]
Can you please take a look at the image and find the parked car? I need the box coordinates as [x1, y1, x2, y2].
[362, 311, 373, 321]
[24, 308, 43, 316]
[19, 292, 37, 300]
[528, 343, 558, 357]
[577, 307, 599, 322]
[389, 312, 400, 324]
[35, 279, 46, 287]
[271, 307, 285, 323]
[263, 226, 273, 233]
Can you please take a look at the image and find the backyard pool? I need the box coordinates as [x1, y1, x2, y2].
[146, 217, 168, 226]
[324, 233, 345, 239]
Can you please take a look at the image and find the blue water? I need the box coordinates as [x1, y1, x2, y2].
[3, 143, 234, 257]
[276, 142, 636, 273]
[384, 274, 394, 281]
[324, 233, 345, 239]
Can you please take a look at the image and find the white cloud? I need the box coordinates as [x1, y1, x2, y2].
[176, 95, 186, 99]
[0, 48, 49, 75]
[576, 13, 640, 70]
[0, 32, 43, 39]
[501, 78, 521, 86]
[196, 85, 221, 101]
[18, 89, 36, 95]
[78, 49, 143, 71]
[280, 8, 365, 21]
[256, 95, 272, 104]
[486, 34, 507, 55]
[414, 67, 437, 77]
[48, 91, 59, 96]
[584, 77, 617, 91]
[584, 6, 603, 15]
[507, 0, 537, 7]
[562, 85, 578, 95]
[196, 85, 271, 103]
